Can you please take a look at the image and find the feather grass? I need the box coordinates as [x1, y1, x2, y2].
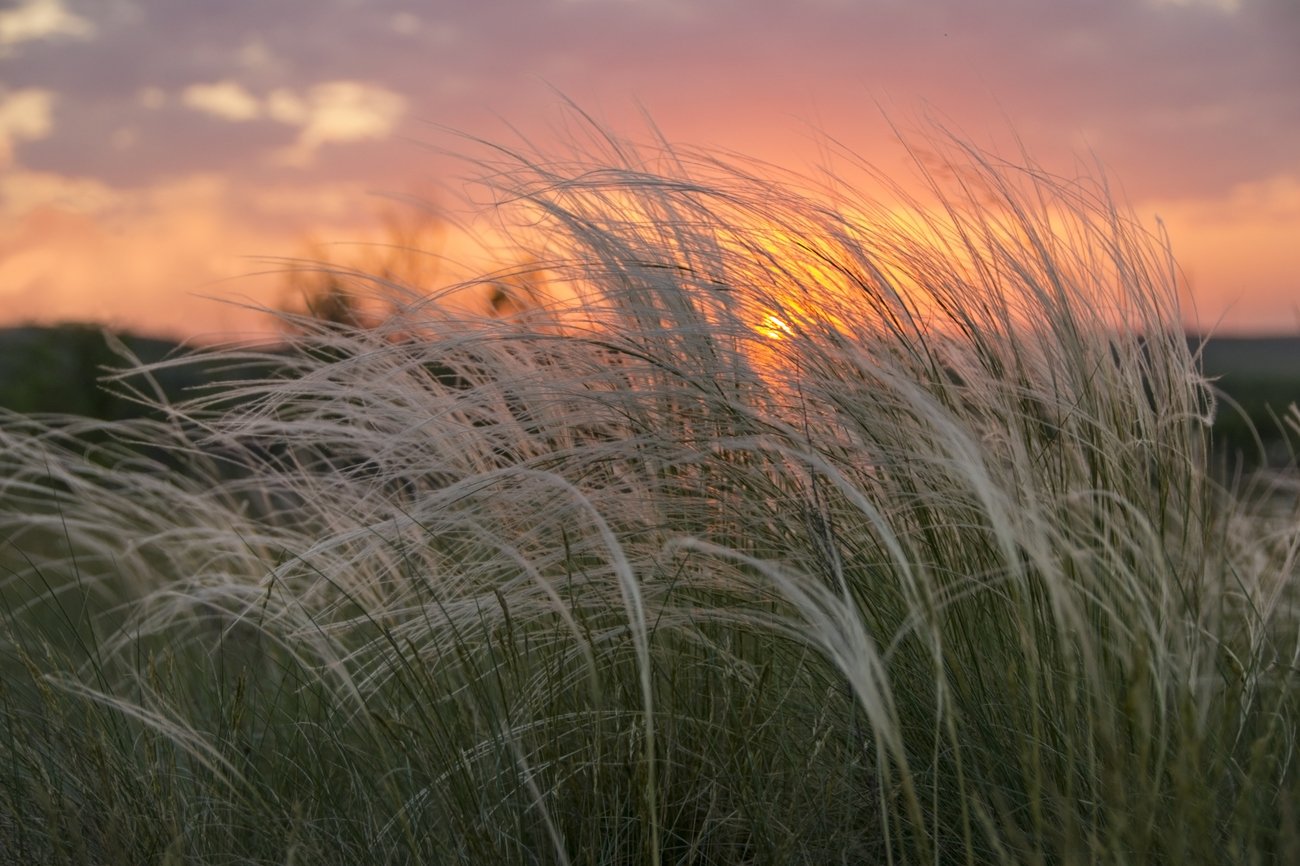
[0, 118, 1296, 864]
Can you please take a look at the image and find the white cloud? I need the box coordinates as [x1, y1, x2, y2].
[182, 80, 262, 122]
[0, 0, 95, 52]
[273, 81, 407, 167]
[176, 79, 406, 165]
[296, 82, 406, 148]
[0, 87, 55, 167]
[266, 88, 308, 125]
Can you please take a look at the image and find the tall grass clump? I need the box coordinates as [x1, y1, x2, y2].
[1, 119, 1297, 865]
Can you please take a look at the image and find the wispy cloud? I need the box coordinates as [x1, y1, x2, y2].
[0, 87, 54, 167]
[181, 81, 261, 122]
[0, 0, 95, 53]
[177, 77, 408, 167]
[277, 81, 407, 166]
[1, 0, 1294, 334]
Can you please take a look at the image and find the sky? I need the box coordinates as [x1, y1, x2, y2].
[1, 0, 1297, 340]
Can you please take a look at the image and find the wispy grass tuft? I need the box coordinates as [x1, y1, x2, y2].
[1, 118, 1296, 864]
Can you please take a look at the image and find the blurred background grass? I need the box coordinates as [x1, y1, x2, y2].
[4, 325, 1295, 468]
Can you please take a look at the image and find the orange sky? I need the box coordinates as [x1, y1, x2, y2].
[2, 0, 1297, 340]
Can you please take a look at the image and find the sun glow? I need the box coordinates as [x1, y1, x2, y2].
[479, 141, 1165, 376]
[757, 313, 792, 340]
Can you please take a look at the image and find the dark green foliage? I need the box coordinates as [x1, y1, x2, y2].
[0, 324, 210, 420]
[1196, 335, 1300, 466]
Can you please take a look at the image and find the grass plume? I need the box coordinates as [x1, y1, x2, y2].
[0, 118, 1296, 864]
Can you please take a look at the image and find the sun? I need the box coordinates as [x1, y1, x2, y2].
[757, 314, 793, 340]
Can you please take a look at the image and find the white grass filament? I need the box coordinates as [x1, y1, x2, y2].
[0, 118, 1295, 864]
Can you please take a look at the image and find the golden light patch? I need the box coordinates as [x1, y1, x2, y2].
[757, 314, 792, 340]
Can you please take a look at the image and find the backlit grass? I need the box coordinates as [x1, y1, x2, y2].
[1, 121, 1297, 865]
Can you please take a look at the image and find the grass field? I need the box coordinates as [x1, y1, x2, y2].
[1, 124, 1297, 865]
[1196, 336, 1300, 469]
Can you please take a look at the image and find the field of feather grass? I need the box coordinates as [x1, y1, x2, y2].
[1, 122, 1298, 865]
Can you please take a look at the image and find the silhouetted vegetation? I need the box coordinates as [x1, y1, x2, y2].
[1196, 335, 1300, 466]
[4, 326, 1294, 471]
[279, 204, 445, 331]
[2, 121, 1296, 864]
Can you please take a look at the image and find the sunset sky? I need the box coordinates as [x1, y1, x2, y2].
[2, 0, 1297, 340]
